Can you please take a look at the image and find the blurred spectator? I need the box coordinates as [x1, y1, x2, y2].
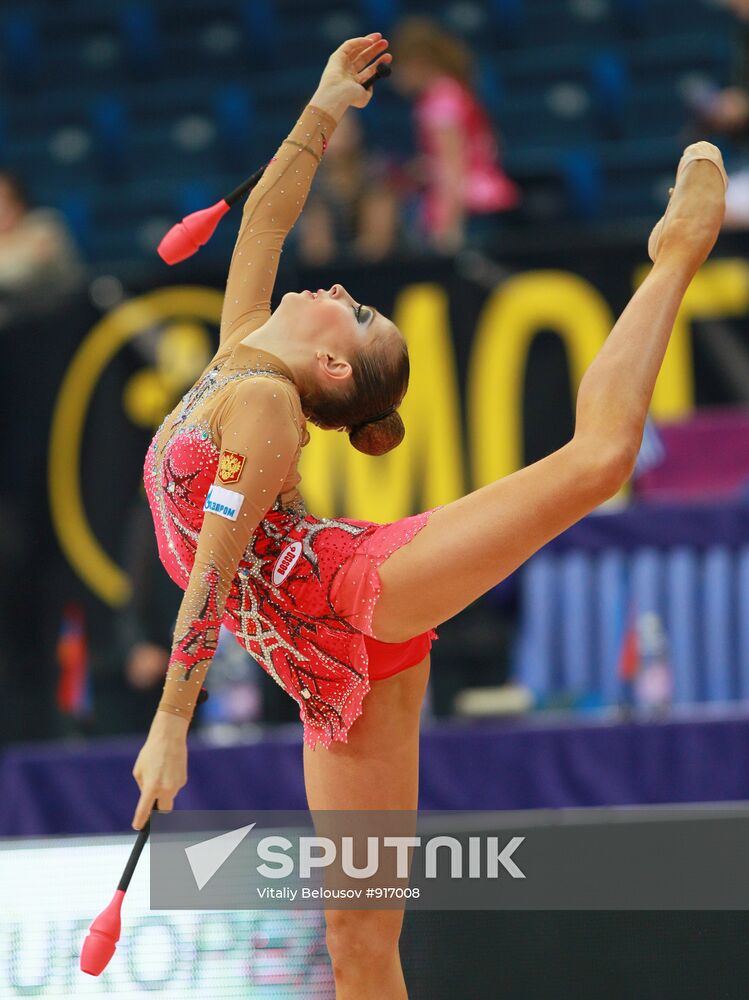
[0, 171, 84, 328]
[391, 16, 520, 254]
[101, 498, 182, 732]
[296, 113, 401, 265]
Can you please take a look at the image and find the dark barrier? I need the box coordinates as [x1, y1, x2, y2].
[401, 910, 749, 999]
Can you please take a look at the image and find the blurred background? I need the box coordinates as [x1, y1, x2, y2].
[3, 0, 749, 996]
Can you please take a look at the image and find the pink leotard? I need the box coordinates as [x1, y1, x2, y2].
[144, 104, 440, 750]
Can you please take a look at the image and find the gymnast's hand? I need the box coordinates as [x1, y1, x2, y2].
[131, 711, 190, 830]
[311, 32, 392, 119]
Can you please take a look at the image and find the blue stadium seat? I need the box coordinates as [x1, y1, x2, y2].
[214, 85, 256, 169]
[477, 58, 506, 118]
[612, 0, 647, 37]
[177, 180, 215, 219]
[2, 14, 40, 90]
[561, 150, 603, 219]
[57, 191, 92, 258]
[488, 0, 525, 43]
[119, 3, 161, 74]
[90, 95, 130, 178]
[589, 51, 629, 139]
[360, 0, 399, 32]
[240, 0, 280, 67]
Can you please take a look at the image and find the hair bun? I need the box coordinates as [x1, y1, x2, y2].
[348, 410, 405, 456]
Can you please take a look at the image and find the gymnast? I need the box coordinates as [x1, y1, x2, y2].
[131, 32, 727, 999]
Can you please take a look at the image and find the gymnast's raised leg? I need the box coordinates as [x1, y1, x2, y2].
[371, 151, 727, 641]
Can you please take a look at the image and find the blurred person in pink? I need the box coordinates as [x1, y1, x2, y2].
[685, 0, 749, 227]
[391, 16, 520, 253]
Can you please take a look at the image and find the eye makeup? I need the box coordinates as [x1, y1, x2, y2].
[354, 303, 375, 326]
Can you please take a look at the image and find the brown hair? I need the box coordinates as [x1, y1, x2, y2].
[392, 16, 473, 86]
[303, 333, 408, 457]
[0, 170, 30, 209]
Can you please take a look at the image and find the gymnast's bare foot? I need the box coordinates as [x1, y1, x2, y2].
[648, 141, 727, 271]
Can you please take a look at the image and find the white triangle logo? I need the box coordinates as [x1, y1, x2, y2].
[185, 823, 256, 890]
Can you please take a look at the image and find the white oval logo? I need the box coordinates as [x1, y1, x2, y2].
[272, 541, 302, 586]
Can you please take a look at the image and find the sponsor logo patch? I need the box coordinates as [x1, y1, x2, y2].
[203, 484, 244, 522]
[218, 450, 246, 484]
[272, 541, 303, 586]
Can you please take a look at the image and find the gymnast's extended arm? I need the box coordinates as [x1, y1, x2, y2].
[218, 32, 392, 348]
[130, 377, 300, 828]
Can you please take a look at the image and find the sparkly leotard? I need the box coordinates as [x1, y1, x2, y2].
[144, 104, 440, 750]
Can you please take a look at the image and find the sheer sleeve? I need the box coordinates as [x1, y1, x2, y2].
[156, 377, 301, 719]
[219, 103, 338, 346]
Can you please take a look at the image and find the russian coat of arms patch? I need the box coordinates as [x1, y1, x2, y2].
[218, 450, 246, 484]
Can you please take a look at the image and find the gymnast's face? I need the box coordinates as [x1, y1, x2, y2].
[279, 283, 400, 385]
